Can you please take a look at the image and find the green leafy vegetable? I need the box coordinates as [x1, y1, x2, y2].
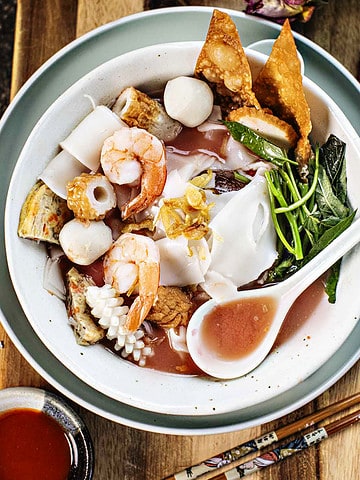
[304, 210, 356, 262]
[316, 164, 349, 219]
[225, 122, 354, 301]
[324, 260, 341, 304]
[320, 134, 347, 204]
[234, 171, 251, 184]
[223, 121, 296, 167]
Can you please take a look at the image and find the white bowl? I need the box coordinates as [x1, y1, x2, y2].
[5, 41, 360, 416]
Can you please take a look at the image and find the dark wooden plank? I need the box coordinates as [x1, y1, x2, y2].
[11, 0, 78, 98]
[302, 0, 359, 78]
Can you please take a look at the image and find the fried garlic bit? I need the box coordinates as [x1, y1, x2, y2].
[195, 9, 260, 115]
[67, 172, 116, 221]
[253, 19, 312, 167]
[159, 185, 213, 240]
[189, 170, 213, 188]
[120, 218, 155, 234]
[146, 286, 193, 329]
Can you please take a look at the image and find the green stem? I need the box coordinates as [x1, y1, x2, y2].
[265, 171, 304, 260]
[266, 173, 296, 256]
[274, 147, 319, 214]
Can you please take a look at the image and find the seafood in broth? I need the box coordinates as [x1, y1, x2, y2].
[18, 10, 353, 378]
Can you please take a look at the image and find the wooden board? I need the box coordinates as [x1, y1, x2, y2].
[2, 1, 359, 478]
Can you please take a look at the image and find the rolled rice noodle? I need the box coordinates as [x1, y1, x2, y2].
[165, 149, 218, 182]
[156, 236, 211, 287]
[39, 150, 89, 199]
[60, 106, 126, 171]
[217, 135, 270, 172]
[202, 174, 278, 300]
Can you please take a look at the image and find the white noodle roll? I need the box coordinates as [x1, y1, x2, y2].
[38, 150, 89, 199]
[202, 174, 278, 301]
[112, 86, 182, 142]
[60, 106, 126, 171]
[59, 218, 113, 265]
[156, 236, 210, 287]
[164, 76, 214, 128]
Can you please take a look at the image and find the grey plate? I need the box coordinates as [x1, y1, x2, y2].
[1, 7, 359, 434]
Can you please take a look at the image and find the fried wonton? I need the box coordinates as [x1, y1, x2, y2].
[195, 9, 260, 115]
[253, 19, 312, 168]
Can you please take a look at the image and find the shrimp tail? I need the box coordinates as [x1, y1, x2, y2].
[124, 261, 160, 332]
[121, 145, 167, 220]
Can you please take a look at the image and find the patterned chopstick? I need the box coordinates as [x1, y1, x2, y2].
[164, 393, 360, 480]
[210, 408, 360, 479]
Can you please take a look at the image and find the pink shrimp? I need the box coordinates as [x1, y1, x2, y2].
[100, 126, 166, 220]
[103, 233, 160, 333]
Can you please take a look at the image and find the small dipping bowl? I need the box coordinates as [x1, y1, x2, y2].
[0, 387, 94, 480]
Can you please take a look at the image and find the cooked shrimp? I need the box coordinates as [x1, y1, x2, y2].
[103, 232, 160, 333]
[100, 126, 167, 220]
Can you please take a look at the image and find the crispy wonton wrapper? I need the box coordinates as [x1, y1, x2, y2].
[195, 9, 260, 115]
[253, 19, 312, 168]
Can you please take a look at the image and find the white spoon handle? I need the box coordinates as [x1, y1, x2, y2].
[280, 216, 360, 302]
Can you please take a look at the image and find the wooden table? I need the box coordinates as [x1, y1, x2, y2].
[1, 1, 359, 479]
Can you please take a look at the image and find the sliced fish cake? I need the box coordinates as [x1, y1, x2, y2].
[227, 106, 298, 151]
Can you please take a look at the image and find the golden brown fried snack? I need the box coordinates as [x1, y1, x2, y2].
[112, 87, 182, 142]
[227, 106, 298, 150]
[18, 180, 72, 244]
[195, 9, 260, 115]
[65, 267, 105, 345]
[146, 286, 193, 329]
[253, 19, 312, 168]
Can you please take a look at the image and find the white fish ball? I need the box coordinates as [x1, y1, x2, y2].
[39, 150, 89, 199]
[59, 218, 113, 265]
[164, 76, 214, 128]
[60, 106, 126, 171]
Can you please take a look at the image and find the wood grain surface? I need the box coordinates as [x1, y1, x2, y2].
[1, 1, 359, 479]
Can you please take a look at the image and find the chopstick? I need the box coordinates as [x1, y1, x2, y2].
[164, 393, 360, 480]
[210, 408, 360, 479]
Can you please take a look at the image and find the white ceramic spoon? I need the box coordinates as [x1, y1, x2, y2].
[186, 216, 360, 379]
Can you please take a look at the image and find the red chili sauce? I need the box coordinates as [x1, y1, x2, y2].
[0, 408, 72, 480]
[200, 297, 277, 360]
